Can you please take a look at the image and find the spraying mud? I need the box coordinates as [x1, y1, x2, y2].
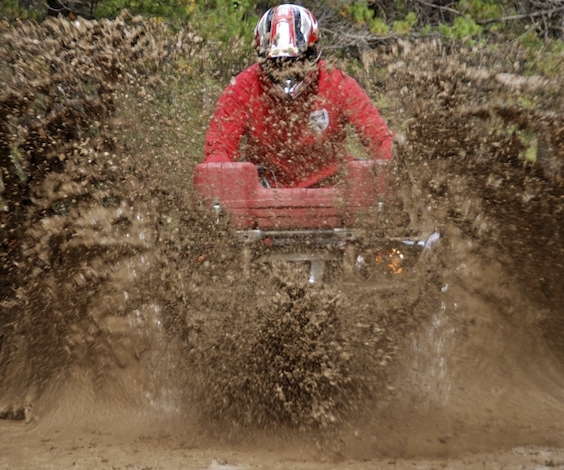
[1, 16, 564, 468]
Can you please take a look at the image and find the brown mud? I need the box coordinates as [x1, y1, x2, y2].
[1, 16, 564, 469]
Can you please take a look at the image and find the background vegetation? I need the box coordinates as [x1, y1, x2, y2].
[1, 0, 563, 44]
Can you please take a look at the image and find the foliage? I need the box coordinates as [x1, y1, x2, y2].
[1, 0, 563, 45]
[439, 15, 483, 40]
[458, 0, 507, 22]
[0, 0, 257, 44]
[520, 37, 564, 77]
[392, 11, 417, 35]
[343, 0, 371, 24]
[188, 0, 258, 43]
[0, 0, 42, 21]
[519, 129, 538, 162]
[318, 0, 563, 45]
[94, 0, 195, 20]
[9, 147, 27, 182]
[343, 1, 416, 36]
[94, 0, 257, 42]
[369, 16, 390, 35]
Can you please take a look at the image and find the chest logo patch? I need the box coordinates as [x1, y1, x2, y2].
[309, 109, 329, 133]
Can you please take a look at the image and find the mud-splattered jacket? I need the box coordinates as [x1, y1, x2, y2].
[204, 61, 393, 188]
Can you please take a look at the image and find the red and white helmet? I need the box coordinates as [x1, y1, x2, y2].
[254, 4, 320, 59]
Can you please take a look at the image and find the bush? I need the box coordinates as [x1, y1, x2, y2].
[439, 15, 483, 40]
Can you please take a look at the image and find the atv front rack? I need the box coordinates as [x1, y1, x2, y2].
[192, 160, 440, 285]
[193, 160, 389, 230]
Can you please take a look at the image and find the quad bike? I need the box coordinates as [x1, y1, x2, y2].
[191, 160, 440, 293]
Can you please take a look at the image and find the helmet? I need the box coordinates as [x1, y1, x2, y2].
[254, 4, 320, 99]
[254, 4, 319, 59]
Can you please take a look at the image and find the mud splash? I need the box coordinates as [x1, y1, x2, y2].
[0, 14, 195, 422]
[1, 16, 564, 464]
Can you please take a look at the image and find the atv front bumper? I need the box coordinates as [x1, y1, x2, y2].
[235, 229, 439, 285]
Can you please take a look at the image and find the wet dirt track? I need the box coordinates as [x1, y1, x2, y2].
[2, 420, 564, 469]
[1, 16, 564, 469]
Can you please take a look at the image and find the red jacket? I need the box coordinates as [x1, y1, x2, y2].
[204, 61, 393, 188]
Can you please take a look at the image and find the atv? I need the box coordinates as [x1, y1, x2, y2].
[191, 160, 439, 290]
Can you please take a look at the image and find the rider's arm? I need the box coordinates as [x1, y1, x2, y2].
[340, 72, 394, 161]
[204, 74, 251, 163]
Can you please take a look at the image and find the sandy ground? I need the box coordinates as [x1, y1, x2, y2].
[2, 419, 564, 470]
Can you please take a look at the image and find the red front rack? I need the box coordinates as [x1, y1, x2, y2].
[193, 160, 389, 230]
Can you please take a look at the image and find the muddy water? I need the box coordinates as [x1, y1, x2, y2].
[1, 16, 564, 469]
[358, 229, 564, 458]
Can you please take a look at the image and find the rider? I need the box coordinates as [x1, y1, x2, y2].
[203, 4, 393, 188]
